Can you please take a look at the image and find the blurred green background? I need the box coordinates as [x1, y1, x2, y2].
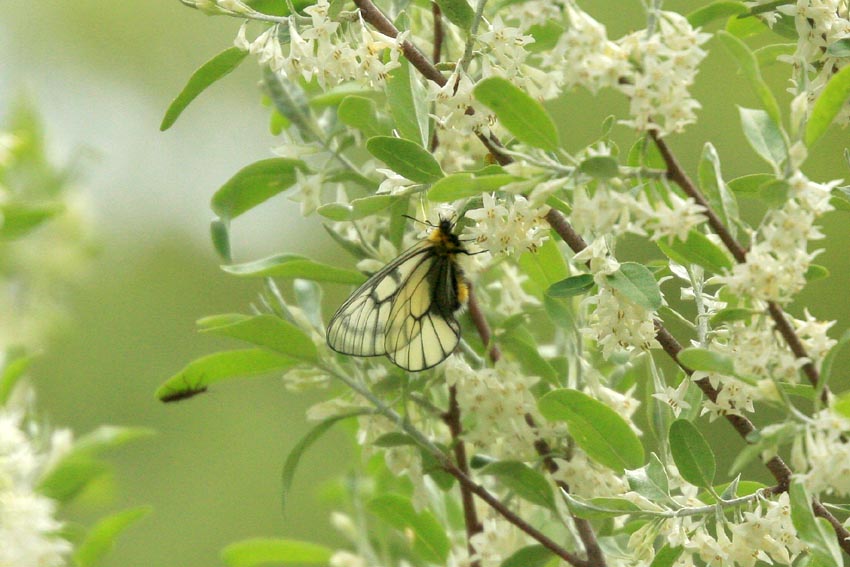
[1, 1, 849, 566]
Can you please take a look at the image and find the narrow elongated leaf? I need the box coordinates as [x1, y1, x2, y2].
[338, 95, 391, 138]
[474, 77, 560, 151]
[317, 195, 398, 221]
[806, 66, 850, 147]
[282, 411, 369, 511]
[547, 274, 595, 298]
[501, 545, 554, 567]
[499, 324, 559, 385]
[0, 202, 64, 239]
[790, 481, 844, 566]
[221, 254, 365, 284]
[156, 349, 296, 402]
[738, 107, 787, 169]
[74, 506, 152, 567]
[650, 545, 684, 567]
[678, 347, 735, 375]
[368, 494, 451, 563]
[717, 31, 782, 126]
[386, 58, 429, 147]
[561, 492, 643, 519]
[728, 173, 774, 194]
[669, 419, 715, 488]
[626, 454, 671, 501]
[210, 218, 231, 262]
[480, 461, 556, 511]
[428, 172, 518, 201]
[698, 143, 738, 237]
[687, 2, 747, 27]
[366, 136, 443, 183]
[539, 389, 644, 472]
[160, 47, 248, 130]
[435, 0, 474, 29]
[0, 349, 32, 405]
[222, 538, 333, 566]
[579, 156, 619, 179]
[201, 314, 318, 363]
[211, 158, 305, 220]
[605, 262, 662, 311]
[656, 230, 733, 274]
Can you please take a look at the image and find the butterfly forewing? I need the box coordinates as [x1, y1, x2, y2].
[326, 228, 465, 372]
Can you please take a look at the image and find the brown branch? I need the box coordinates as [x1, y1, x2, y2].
[526, 414, 607, 567]
[649, 130, 825, 396]
[443, 386, 483, 566]
[467, 284, 501, 363]
[435, 450, 589, 566]
[432, 2, 443, 64]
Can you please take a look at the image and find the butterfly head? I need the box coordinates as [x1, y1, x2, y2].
[428, 216, 463, 252]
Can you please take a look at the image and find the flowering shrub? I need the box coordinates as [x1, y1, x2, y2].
[161, 0, 850, 565]
[0, 107, 151, 567]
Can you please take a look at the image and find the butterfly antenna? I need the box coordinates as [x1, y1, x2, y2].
[402, 214, 436, 228]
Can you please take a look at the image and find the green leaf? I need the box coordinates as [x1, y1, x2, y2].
[210, 218, 232, 262]
[547, 274, 595, 298]
[649, 545, 684, 567]
[818, 329, 850, 400]
[831, 185, 850, 210]
[518, 236, 570, 295]
[669, 419, 716, 488]
[539, 389, 644, 472]
[806, 65, 850, 147]
[626, 454, 670, 502]
[656, 230, 733, 274]
[678, 347, 735, 375]
[0, 202, 64, 239]
[386, 58, 429, 147]
[605, 262, 662, 311]
[579, 156, 619, 179]
[499, 325, 559, 386]
[687, 2, 747, 27]
[211, 158, 305, 221]
[717, 32, 782, 127]
[317, 195, 399, 221]
[501, 545, 554, 567]
[39, 426, 154, 502]
[561, 493, 643, 519]
[0, 349, 32, 406]
[368, 494, 451, 563]
[790, 481, 844, 567]
[282, 411, 368, 511]
[627, 136, 666, 169]
[74, 506, 152, 567]
[480, 461, 556, 511]
[221, 538, 333, 566]
[758, 179, 790, 206]
[200, 314, 318, 363]
[738, 107, 788, 169]
[805, 264, 829, 282]
[698, 143, 738, 237]
[435, 0, 474, 29]
[160, 47, 248, 131]
[366, 136, 443, 183]
[427, 172, 518, 201]
[754, 43, 796, 67]
[156, 349, 296, 402]
[828, 38, 850, 57]
[474, 77, 560, 151]
[338, 95, 391, 138]
[221, 254, 366, 284]
[728, 173, 774, 194]
[710, 308, 755, 325]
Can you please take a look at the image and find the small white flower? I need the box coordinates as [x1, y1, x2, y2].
[463, 194, 549, 256]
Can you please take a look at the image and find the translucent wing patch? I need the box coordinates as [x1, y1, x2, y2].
[326, 241, 462, 371]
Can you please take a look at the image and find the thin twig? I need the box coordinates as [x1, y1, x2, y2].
[467, 284, 501, 363]
[444, 386, 483, 567]
[432, 2, 443, 64]
[526, 414, 607, 567]
[650, 130, 825, 397]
